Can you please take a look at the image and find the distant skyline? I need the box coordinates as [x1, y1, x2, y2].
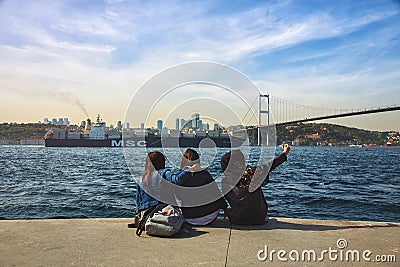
[39, 112, 218, 131]
[1, 0, 399, 131]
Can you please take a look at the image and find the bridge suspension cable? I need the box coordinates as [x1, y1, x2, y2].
[232, 94, 399, 146]
[242, 94, 400, 127]
[241, 95, 259, 126]
[267, 96, 400, 125]
[238, 93, 400, 129]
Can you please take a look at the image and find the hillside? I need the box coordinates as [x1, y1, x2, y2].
[0, 123, 62, 142]
[275, 123, 393, 146]
[247, 123, 398, 146]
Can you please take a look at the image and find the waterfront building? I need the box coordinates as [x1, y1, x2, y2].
[157, 120, 163, 131]
[0, 138, 16, 145]
[20, 138, 45, 145]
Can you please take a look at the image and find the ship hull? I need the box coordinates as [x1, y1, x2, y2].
[45, 136, 245, 148]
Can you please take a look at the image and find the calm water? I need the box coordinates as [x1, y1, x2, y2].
[0, 146, 399, 222]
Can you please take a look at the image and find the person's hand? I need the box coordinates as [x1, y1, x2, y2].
[223, 208, 228, 219]
[187, 163, 201, 172]
[283, 144, 290, 155]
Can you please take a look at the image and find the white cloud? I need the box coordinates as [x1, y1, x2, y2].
[104, 0, 125, 4]
[0, 0, 399, 130]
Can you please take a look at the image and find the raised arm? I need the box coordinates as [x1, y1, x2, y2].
[248, 144, 290, 192]
[261, 144, 290, 173]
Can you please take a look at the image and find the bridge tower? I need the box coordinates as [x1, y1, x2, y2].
[258, 94, 270, 146]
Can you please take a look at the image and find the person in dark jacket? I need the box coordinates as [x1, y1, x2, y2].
[220, 145, 290, 225]
[176, 148, 228, 226]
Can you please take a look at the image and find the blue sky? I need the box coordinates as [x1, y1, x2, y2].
[0, 0, 399, 130]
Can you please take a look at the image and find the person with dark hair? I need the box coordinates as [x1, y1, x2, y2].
[133, 151, 189, 226]
[220, 145, 290, 225]
[135, 151, 164, 213]
[176, 148, 228, 226]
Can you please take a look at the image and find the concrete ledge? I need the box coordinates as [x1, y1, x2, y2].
[0, 218, 398, 266]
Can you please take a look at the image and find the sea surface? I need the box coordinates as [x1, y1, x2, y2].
[0, 146, 399, 222]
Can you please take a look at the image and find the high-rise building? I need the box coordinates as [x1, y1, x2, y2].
[180, 119, 187, 129]
[63, 118, 70, 126]
[198, 119, 203, 130]
[214, 123, 219, 131]
[44, 118, 49, 124]
[175, 118, 180, 130]
[52, 118, 57, 125]
[81, 121, 86, 128]
[157, 120, 163, 131]
[191, 113, 199, 128]
[140, 123, 145, 130]
[58, 118, 63, 125]
[206, 123, 210, 130]
[117, 121, 122, 129]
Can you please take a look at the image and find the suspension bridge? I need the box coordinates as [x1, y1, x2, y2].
[255, 94, 400, 126]
[239, 94, 400, 146]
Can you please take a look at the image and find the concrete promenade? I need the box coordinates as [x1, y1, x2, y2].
[0, 217, 398, 266]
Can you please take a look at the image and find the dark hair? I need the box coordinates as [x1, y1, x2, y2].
[180, 148, 200, 170]
[142, 151, 165, 185]
[148, 151, 165, 171]
[220, 150, 246, 172]
[221, 150, 247, 186]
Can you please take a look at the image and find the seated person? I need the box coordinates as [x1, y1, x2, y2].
[176, 148, 227, 226]
[133, 151, 188, 227]
[220, 145, 290, 225]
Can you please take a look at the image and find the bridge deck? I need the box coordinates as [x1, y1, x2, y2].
[275, 106, 400, 126]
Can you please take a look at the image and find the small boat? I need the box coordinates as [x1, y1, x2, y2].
[385, 141, 393, 147]
[349, 144, 363, 148]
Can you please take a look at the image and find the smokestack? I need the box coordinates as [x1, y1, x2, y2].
[85, 118, 91, 131]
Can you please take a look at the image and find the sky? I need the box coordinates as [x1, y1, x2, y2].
[0, 0, 399, 131]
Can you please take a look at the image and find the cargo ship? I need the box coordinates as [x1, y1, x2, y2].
[44, 115, 246, 148]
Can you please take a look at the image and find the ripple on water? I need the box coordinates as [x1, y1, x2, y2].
[0, 146, 399, 222]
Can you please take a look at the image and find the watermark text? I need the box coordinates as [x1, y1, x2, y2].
[257, 238, 396, 263]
